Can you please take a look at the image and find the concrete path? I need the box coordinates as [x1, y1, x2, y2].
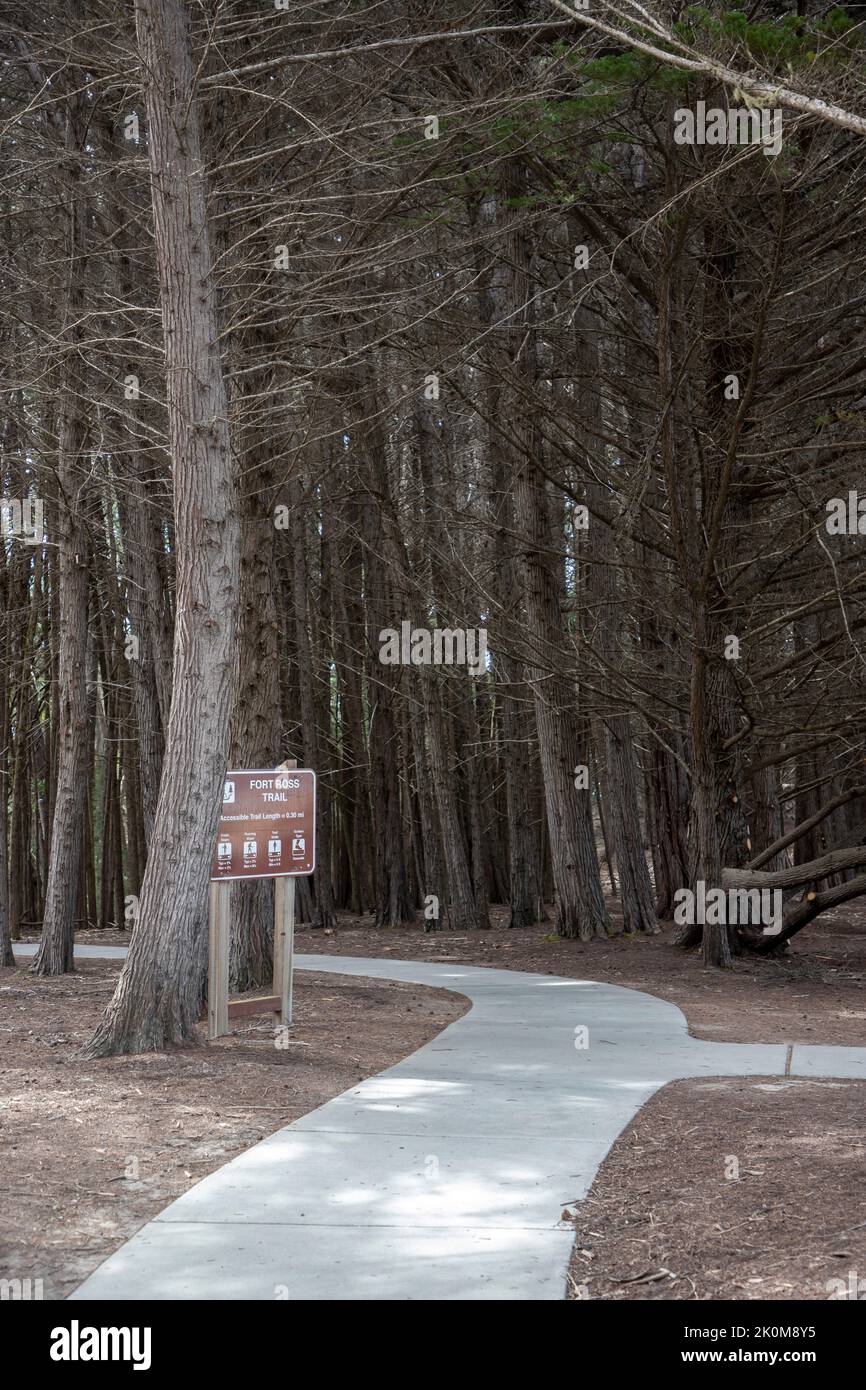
[11, 944, 866, 1300]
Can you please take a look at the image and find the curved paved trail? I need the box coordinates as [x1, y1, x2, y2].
[12, 944, 866, 1300]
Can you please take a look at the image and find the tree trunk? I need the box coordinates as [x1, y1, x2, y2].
[290, 481, 336, 929]
[32, 71, 91, 976]
[84, 0, 241, 1054]
[228, 341, 281, 988]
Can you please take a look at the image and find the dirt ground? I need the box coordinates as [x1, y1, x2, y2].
[5, 904, 865, 1301]
[565, 1077, 866, 1301]
[0, 959, 467, 1300]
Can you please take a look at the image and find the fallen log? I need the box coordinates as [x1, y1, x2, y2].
[754, 872, 866, 952]
[722, 845, 866, 890]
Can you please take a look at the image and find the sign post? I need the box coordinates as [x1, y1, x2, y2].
[207, 761, 315, 1040]
[207, 879, 231, 1040]
[272, 874, 296, 1026]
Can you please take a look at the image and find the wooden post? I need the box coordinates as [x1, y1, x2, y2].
[208, 880, 230, 1039]
[273, 757, 297, 1028]
[273, 874, 296, 1027]
[272, 876, 284, 1031]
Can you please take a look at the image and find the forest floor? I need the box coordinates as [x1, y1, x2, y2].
[0, 960, 467, 1300]
[564, 1076, 865, 1301]
[6, 904, 865, 1300]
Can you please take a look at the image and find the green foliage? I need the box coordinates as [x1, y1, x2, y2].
[535, 4, 863, 178]
[392, 5, 861, 208]
[820, 6, 857, 36]
[676, 4, 861, 61]
[556, 48, 691, 108]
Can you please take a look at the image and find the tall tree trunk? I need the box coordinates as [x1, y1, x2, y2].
[330, 500, 374, 913]
[490, 460, 543, 929]
[118, 476, 167, 845]
[227, 341, 281, 988]
[582, 333, 658, 935]
[515, 459, 610, 940]
[357, 404, 413, 929]
[290, 482, 336, 929]
[84, 0, 241, 1054]
[495, 172, 608, 940]
[32, 69, 91, 976]
[0, 557, 13, 966]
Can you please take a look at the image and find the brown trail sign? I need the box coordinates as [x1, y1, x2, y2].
[207, 764, 316, 1040]
[211, 768, 315, 879]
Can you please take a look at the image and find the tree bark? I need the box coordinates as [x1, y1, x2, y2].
[32, 68, 91, 976]
[84, 0, 241, 1054]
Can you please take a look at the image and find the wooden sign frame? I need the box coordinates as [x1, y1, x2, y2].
[207, 761, 306, 1041]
